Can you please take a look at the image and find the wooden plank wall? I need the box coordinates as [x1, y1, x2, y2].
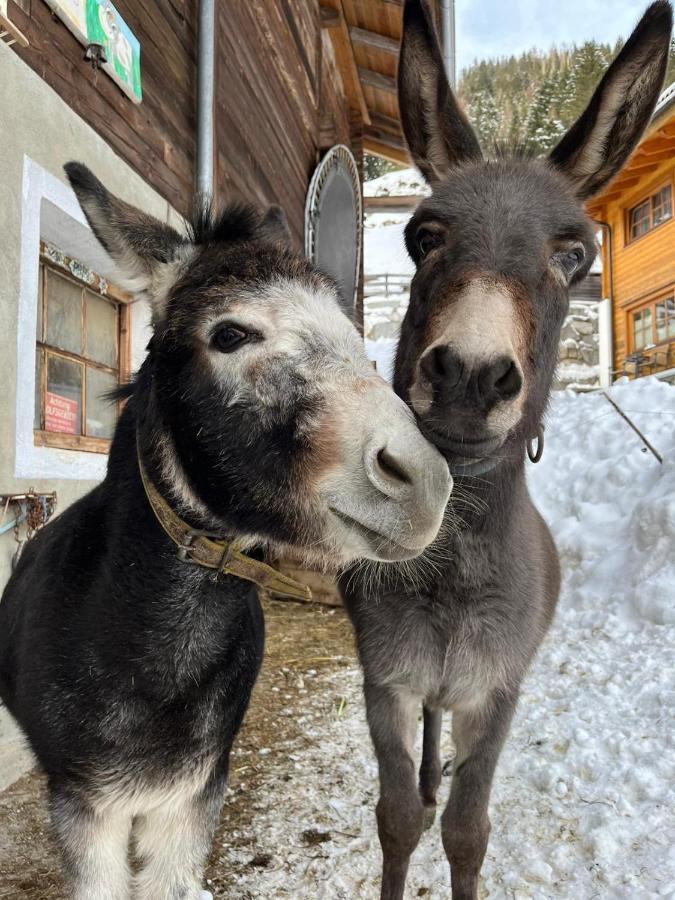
[214, 0, 321, 245]
[9, 0, 197, 218]
[9, 0, 362, 267]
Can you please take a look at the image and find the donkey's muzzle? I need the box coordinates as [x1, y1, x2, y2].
[420, 346, 523, 411]
[320, 379, 452, 563]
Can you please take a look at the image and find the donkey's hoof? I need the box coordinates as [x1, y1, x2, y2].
[422, 802, 437, 830]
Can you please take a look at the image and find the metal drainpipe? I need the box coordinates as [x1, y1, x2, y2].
[440, 0, 456, 89]
[196, 0, 216, 198]
[595, 220, 614, 387]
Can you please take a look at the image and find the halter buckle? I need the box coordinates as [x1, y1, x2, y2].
[175, 527, 217, 563]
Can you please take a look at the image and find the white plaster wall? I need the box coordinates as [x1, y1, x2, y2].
[0, 43, 182, 786]
[0, 41, 181, 587]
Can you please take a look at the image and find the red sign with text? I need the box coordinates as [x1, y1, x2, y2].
[45, 391, 78, 434]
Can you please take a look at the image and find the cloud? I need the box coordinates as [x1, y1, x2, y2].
[455, 0, 648, 74]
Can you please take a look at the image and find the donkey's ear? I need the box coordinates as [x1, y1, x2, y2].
[549, 2, 673, 200]
[64, 162, 189, 318]
[258, 204, 292, 245]
[398, 0, 482, 184]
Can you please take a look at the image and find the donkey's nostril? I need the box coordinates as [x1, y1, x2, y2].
[493, 359, 523, 400]
[365, 442, 415, 500]
[376, 447, 412, 486]
[420, 345, 462, 387]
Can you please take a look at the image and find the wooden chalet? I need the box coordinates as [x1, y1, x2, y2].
[587, 84, 675, 383]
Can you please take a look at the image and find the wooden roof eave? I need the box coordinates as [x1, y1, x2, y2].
[587, 105, 675, 217]
[322, 0, 443, 166]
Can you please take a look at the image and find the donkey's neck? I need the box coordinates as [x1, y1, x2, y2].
[95, 388, 263, 692]
[451, 452, 530, 536]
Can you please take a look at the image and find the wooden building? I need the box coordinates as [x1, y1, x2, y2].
[1, 0, 441, 599]
[587, 84, 675, 382]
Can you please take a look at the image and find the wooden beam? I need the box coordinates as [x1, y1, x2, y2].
[632, 147, 675, 163]
[0, 8, 28, 46]
[349, 26, 399, 55]
[364, 137, 409, 166]
[592, 190, 623, 204]
[622, 162, 659, 177]
[369, 110, 402, 136]
[359, 67, 397, 94]
[606, 175, 641, 192]
[320, 6, 341, 27]
[364, 194, 420, 212]
[365, 126, 406, 152]
[321, 1, 371, 125]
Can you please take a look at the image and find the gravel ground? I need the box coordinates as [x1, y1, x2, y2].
[0, 598, 356, 900]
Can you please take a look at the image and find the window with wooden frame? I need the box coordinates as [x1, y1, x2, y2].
[627, 181, 673, 242]
[34, 243, 131, 454]
[630, 290, 675, 352]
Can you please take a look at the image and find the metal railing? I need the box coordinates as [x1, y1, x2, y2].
[364, 273, 411, 300]
[613, 342, 675, 380]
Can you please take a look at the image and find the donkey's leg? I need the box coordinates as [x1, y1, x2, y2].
[365, 682, 424, 900]
[132, 777, 226, 900]
[419, 705, 443, 827]
[441, 694, 517, 900]
[49, 787, 132, 900]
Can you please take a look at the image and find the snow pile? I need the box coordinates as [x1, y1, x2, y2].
[363, 168, 423, 280]
[530, 376, 675, 626]
[363, 167, 428, 198]
[220, 376, 674, 899]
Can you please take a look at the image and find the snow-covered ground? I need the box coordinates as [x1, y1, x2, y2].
[363, 167, 419, 280]
[219, 376, 675, 899]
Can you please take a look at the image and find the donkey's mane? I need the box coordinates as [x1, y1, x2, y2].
[188, 200, 263, 246]
[490, 141, 540, 161]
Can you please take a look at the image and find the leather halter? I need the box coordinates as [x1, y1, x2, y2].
[137, 447, 312, 602]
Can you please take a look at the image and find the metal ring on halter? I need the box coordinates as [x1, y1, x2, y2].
[527, 424, 545, 464]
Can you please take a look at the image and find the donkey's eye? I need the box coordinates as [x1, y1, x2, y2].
[212, 326, 248, 353]
[417, 227, 444, 258]
[551, 247, 585, 278]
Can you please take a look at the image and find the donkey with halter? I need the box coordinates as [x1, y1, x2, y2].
[340, 3, 673, 898]
[0, 163, 451, 900]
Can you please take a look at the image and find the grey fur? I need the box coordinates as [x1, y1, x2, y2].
[340, 2, 672, 899]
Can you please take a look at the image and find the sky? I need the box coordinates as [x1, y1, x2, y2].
[455, 0, 650, 74]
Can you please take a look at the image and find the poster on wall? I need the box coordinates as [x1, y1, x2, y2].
[45, 392, 79, 434]
[42, 0, 142, 103]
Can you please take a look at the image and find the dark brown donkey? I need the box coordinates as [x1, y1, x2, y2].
[340, 2, 673, 898]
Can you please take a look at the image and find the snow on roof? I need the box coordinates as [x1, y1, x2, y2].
[363, 167, 429, 198]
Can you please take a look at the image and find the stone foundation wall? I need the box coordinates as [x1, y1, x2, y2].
[555, 301, 601, 391]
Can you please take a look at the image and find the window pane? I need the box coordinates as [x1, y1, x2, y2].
[85, 291, 118, 367]
[34, 350, 43, 430]
[667, 297, 675, 339]
[633, 311, 644, 349]
[46, 270, 82, 355]
[630, 200, 650, 239]
[652, 185, 672, 227]
[45, 355, 82, 434]
[85, 367, 118, 439]
[656, 302, 666, 342]
[36, 265, 44, 341]
[643, 307, 652, 346]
